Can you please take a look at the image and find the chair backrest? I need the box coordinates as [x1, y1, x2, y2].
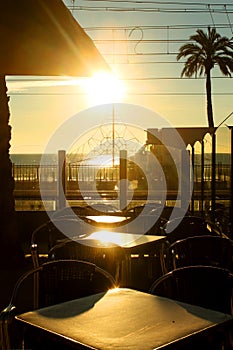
[149, 265, 233, 314]
[50, 206, 88, 218]
[9, 259, 116, 313]
[30, 217, 93, 268]
[162, 216, 219, 244]
[48, 239, 125, 284]
[168, 235, 233, 271]
[85, 203, 120, 215]
[155, 206, 191, 220]
[125, 203, 163, 215]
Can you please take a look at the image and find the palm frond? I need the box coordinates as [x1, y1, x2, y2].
[177, 27, 233, 127]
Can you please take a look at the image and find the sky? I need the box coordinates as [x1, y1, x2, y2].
[6, 0, 233, 154]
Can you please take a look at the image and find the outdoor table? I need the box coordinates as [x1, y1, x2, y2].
[85, 214, 162, 234]
[81, 231, 167, 288]
[85, 215, 130, 224]
[16, 288, 233, 349]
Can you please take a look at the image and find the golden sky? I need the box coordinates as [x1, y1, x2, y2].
[7, 0, 233, 154]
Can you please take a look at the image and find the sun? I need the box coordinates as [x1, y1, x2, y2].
[82, 71, 126, 105]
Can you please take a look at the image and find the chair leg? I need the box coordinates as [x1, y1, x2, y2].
[33, 272, 39, 309]
[223, 329, 233, 350]
[31, 244, 40, 269]
[0, 320, 11, 350]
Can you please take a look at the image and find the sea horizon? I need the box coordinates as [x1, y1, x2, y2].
[10, 153, 57, 165]
[10, 152, 231, 165]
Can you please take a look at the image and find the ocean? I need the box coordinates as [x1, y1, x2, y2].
[10, 154, 58, 165]
[10, 153, 231, 165]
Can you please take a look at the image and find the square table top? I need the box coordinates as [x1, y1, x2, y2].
[82, 231, 166, 249]
[16, 288, 233, 350]
[86, 215, 131, 224]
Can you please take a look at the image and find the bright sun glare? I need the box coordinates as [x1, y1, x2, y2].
[82, 72, 126, 105]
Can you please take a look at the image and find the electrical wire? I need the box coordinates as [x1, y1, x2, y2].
[84, 24, 232, 31]
[6, 75, 231, 82]
[7, 92, 233, 96]
[69, 6, 233, 13]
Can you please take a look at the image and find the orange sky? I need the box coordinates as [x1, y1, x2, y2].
[8, 0, 233, 154]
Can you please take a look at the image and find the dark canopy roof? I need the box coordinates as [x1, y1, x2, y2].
[0, 0, 109, 76]
[147, 127, 214, 147]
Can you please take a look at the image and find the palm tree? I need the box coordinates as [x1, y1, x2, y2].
[177, 27, 233, 128]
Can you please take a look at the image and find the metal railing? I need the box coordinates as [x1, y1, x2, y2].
[12, 162, 231, 194]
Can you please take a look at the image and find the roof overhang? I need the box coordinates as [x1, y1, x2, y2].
[0, 0, 110, 76]
[147, 127, 215, 148]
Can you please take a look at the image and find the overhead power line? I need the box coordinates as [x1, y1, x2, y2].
[77, 0, 233, 6]
[6, 76, 231, 82]
[84, 24, 232, 31]
[8, 92, 233, 96]
[69, 6, 233, 13]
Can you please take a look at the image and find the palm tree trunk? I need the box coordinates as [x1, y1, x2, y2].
[0, 75, 24, 268]
[206, 70, 214, 128]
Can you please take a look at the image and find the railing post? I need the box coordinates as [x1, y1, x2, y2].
[191, 145, 194, 214]
[211, 132, 216, 215]
[120, 150, 127, 210]
[57, 150, 66, 210]
[201, 139, 204, 214]
[181, 148, 191, 211]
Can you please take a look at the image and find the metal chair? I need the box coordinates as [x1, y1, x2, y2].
[126, 206, 191, 235]
[0, 259, 116, 350]
[50, 205, 89, 218]
[167, 235, 233, 272]
[162, 215, 220, 244]
[48, 238, 125, 285]
[153, 206, 191, 221]
[30, 216, 93, 268]
[149, 265, 233, 315]
[85, 203, 121, 215]
[125, 202, 163, 215]
[149, 265, 233, 349]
